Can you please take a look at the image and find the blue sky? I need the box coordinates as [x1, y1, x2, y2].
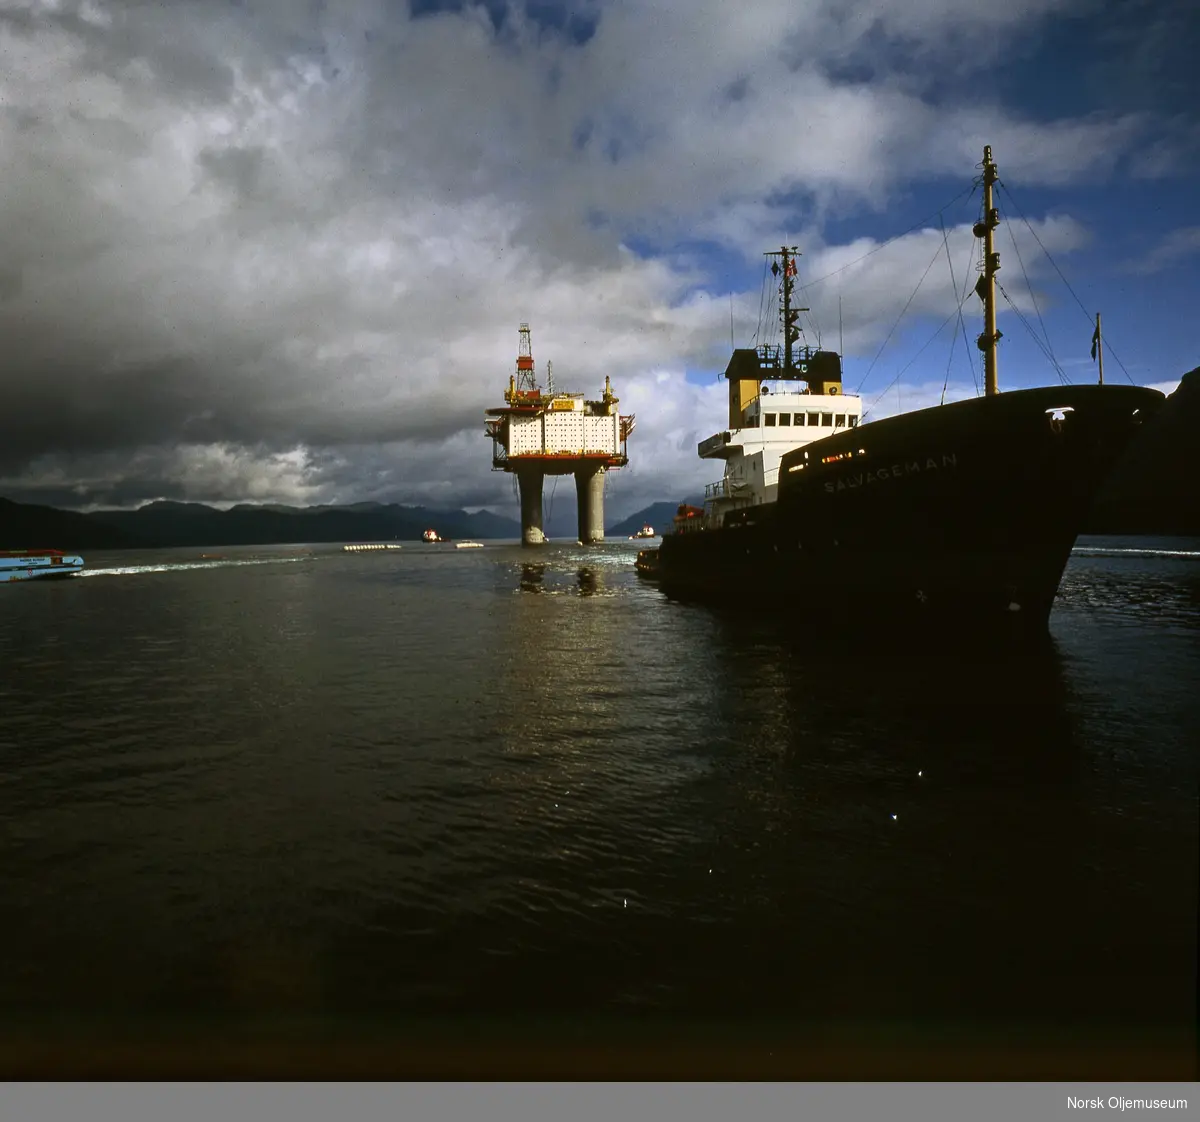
[0, 0, 1195, 516]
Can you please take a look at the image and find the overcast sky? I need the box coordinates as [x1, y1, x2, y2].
[1, 0, 1196, 519]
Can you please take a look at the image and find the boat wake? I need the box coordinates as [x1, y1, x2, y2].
[81, 556, 315, 578]
[1072, 547, 1200, 560]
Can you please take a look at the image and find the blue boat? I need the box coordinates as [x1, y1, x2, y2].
[0, 549, 85, 583]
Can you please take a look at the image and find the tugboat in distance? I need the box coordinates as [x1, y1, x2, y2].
[638, 146, 1166, 641]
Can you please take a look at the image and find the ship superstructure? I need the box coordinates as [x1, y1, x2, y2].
[485, 324, 634, 545]
[697, 246, 860, 529]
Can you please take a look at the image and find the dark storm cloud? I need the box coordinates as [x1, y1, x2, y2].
[0, 0, 1182, 515]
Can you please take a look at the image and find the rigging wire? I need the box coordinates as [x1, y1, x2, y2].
[1003, 206, 1063, 380]
[854, 239, 946, 395]
[938, 216, 957, 406]
[797, 183, 977, 297]
[862, 288, 978, 421]
[996, 282, 1071, 385]
[947, 217, 983, 398]
[998, 180, 1136, 385]
[747, 170, 1119, 399]
[960, 224, 982, 397]
[751, 256, 769, 347]
[939, 306, 958, 408]
[762, 277, 780, 351]
[938, 211, 978, 405]
[743, 181, 975, 381]
[794, 257, 820, 348]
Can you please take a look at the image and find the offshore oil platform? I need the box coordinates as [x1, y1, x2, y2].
[485, 324, 634, 546]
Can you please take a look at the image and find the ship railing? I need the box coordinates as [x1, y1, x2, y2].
[754, 343, 825, 368]
[705, 478, 755, 502]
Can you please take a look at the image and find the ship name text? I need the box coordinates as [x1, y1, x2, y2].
[823, 453, 958, 493]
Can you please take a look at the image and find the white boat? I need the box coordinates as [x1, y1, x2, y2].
[422, 529, 442, 543]
[0, 549, 85, 583]
[631, 524, 656, 539]
[454, 541, 484, 549]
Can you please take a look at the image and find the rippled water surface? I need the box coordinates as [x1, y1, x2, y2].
[1, 536, 1197, 1027]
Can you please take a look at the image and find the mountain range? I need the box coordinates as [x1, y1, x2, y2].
[0, 498, 522, 551]
[0, 494, 707, 551]
[2, 366, 1195, 551]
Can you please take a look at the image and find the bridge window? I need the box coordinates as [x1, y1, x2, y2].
[807, 412, 819, 426]
[849, 416, 858, 428]
[794, 413, 805, 426]
[764, 413, 776, 426]
[835, 414, 845, 428]
[778, 413, 790, 425]
[821, 413, 833, 426]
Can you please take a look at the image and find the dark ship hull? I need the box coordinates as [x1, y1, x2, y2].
[650, 384, 1165, 640]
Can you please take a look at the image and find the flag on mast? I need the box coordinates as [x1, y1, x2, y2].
[1090, 319, 1101, 362]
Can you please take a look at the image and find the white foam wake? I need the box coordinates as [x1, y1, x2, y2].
[81, 557, 315, 577]
[1072, 547, 1200, 560]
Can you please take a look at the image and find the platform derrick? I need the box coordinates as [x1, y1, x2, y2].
[485, 323, 633, 546]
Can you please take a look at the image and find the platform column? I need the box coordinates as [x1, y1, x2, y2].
[575, 465, 605, 544]
[516, 466, 546, 546]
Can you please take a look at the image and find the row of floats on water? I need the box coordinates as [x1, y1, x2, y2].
[343, 540, 485, 551]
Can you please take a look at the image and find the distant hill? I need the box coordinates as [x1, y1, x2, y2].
[607, 500, 701, 538]
[0, 498, 521, 551]
[0, 497, 142, 550]
[1086, 366, 1200, 535]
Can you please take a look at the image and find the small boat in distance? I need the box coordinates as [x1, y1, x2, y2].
[0, 549, 85, 583]
[638, 146, 1167, 641]
[630, 524, 656, 539]
[422, 529, 442, 543]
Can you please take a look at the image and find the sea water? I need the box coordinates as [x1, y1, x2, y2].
[0, 536, 1196, 1031]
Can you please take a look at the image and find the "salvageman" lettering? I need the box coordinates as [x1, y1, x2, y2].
[823, 453, 958, 493]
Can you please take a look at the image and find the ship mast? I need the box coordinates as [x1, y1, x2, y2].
[973, 145, 1001, 396]
[767, 245, 806, 373]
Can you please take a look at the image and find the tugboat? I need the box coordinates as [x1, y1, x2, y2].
[630, 524, 657, 540]
[639, 146, 1166, 640]
[0, 549, 85, 583]
[422, 529, 442, 543]
[634, 548, 660, 578]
